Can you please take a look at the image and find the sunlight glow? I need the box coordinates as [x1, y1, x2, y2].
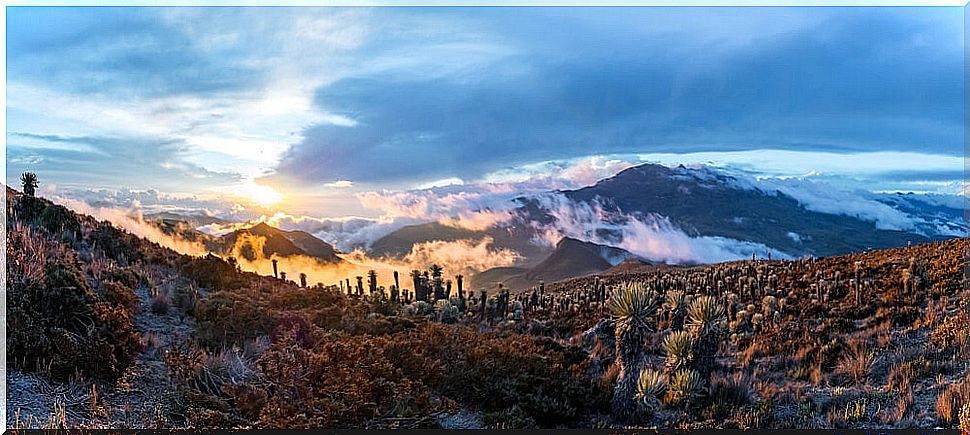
[244, 181, 284, 207]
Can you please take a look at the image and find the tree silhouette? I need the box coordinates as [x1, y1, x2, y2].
[430, 264, 444, 300]
[367, 270, 378, 295]
[20, 172, 38, 197]
[19, 172, 39, 219]
[411, 270, 426, 301]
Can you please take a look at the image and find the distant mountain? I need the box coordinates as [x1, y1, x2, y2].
[144, 211, 232, 227]
[472, 237, 642, 291]
[215, 222, 342, 263]
[874, 193, 966, 237]
[152, 217, 218, 244]
[603, 258, 661, 275]
[525, 237, 639, 282]
[370, 163, 960, 289]
[533, 163, 944, 258]
[369, 221, 551, 265]
[368, 222, 483, 258]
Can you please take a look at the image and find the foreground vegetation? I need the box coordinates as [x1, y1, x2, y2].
[6, 183, 970, 429]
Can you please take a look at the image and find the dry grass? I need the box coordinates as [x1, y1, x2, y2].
[877, 386, 913, 426]
[937, 375, 970, 427]
[837, 341, 876, 386]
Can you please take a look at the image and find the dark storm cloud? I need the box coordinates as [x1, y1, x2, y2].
[271, 7, 962, 186]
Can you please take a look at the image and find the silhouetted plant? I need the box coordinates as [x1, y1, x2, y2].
[20, 171, 39, 196]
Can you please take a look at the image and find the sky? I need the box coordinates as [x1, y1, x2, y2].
[5, 6, 965, 221]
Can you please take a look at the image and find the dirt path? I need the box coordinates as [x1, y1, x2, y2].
[7, 280, 196, 429]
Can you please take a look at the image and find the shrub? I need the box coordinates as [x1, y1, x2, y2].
[252, 331, 442, 428]
[181, 255, 245, 291]
[381, 324, 603, 427]
[7, 226, 141, 381]
[151, 291, 172, 315]
[667, 369, 704, 409]
[483, 405, 538, 429]
[709, 372, 753, 408]
[99, 279, 141, 313]
[836, 341, 875, 385]
[663, 330, 694, 371]
[195, 289, 275, 348]
[635, 368, 666, 415]
[931, 312, 970, 357]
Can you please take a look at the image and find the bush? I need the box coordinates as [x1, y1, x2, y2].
[483, 405, 538, 429]
[836, 341, 875, 385]
[389, 324, 604, 427]
[666, 369, 704, 409]
[251, 330, 443, 428]
[181, 255, 245, 291]
[151, 291, 172, 315]
[195, 289, 275, 348]
[101, 279, 140, 313]
[7, 226, 141, 381]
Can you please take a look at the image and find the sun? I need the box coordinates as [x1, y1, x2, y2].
[244, 181, 283, 207]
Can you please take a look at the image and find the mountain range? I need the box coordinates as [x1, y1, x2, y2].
[151, 163, 963, 290]
[365, 163, 960, 288]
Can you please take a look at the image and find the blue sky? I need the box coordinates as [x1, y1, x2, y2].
[5, 6, 965, 218]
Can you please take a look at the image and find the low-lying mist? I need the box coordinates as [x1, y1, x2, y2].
[226, 232, 520, 288]
[52, 196, 210, 257]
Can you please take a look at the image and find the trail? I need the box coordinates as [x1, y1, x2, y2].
[6, 273, 196, 428]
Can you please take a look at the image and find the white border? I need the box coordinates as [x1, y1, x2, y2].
[1, 1, 967, 431]
[4, 0, 970, 6]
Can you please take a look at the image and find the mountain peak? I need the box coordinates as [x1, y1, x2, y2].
[246, 222, 279, 235]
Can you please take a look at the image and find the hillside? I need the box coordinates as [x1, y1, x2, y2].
[6, 185, 970, 430]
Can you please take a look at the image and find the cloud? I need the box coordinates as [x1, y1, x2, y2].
[529, 193, 790, 264]
[48, 195, 208, 257]
[271, 7, 961, 186]
[7, 8, 370, 193]
[8, 7, 963, 219]
[221, 231, 518, 289]
[755, 177, 917, 231]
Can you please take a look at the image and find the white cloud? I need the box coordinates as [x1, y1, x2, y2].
[325, 180, 354, 188]
[8, 9, 373, 192]
[530, 193, 791, 264]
